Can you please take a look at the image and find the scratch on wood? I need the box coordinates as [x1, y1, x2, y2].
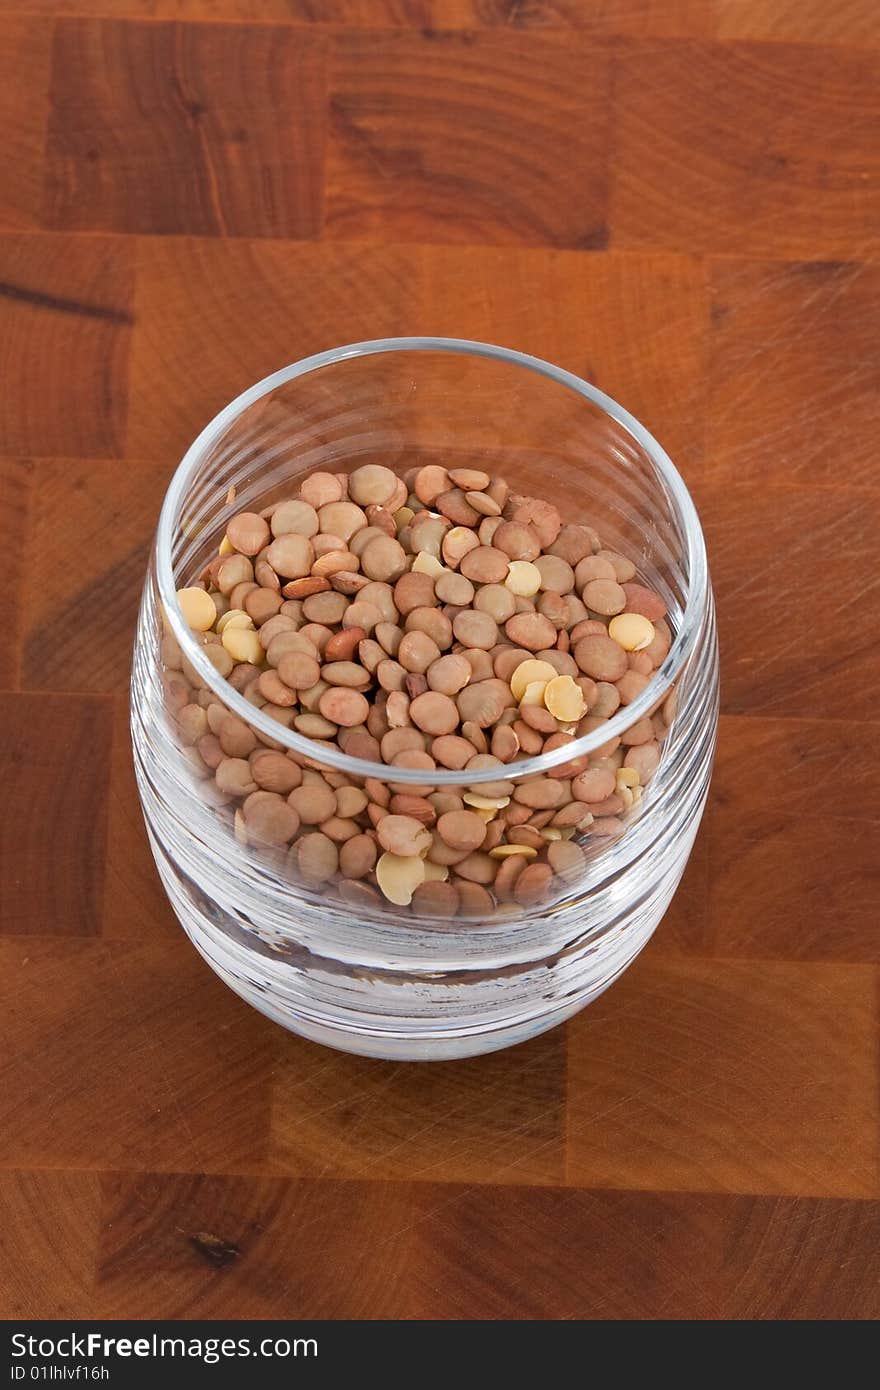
[190, 1230, 241, 1268]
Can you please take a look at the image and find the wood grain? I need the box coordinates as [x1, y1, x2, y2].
[44, 19, 328, 237]
[408, 1186, 880, 1320]
[1, 0, 878, 1323]
[707, 259, 880, 490]
[21, 457, 174, 692]
[0, 1171, 101, 1319]
[714, 0, 880, 45]
[566, 956, 878, 1197]
[413, 247, 707, 470]
[95, 1172, 432, 1319]
[0, 15, 52, 230]
[0, 0, 717, 38]
[0, 936, 276, 1172]
[712, 714, 880, 822]
[0, 233, 133, 456]
[128, 240, 705, 468]
[128, 237, 420, 460]
[665, 714, 880, 961]
[707, 814, 880, 963]
[90, 1176, 880, 1319]
[268, 1023, 567, 1184]
[0, 459, 32, 690]
[611, 40, 880, 259]
[5, 0, 880, 47]
[695, 482, 880, 720]
[325, 30, 613, 248]
[0, 692, 113, 936]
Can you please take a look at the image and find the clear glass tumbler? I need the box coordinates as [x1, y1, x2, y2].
[132, 338, 718, 1060]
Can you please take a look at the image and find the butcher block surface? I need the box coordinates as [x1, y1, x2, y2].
[0, 0, 878, 1320]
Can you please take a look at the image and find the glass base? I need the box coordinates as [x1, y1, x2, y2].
[148, 825, 677, 1061]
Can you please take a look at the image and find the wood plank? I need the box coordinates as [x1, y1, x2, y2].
[268, 1023, 566, 1184]
[409, 1186, 880, 1319]
[0, 936, 276, 1172]
[0, 692, 113, 936]
[565, 956, 878, 1197]
[0, 459, 33, 691]
[325, 29, 613, 247]
[0, 233, 133, 457]
[714, 0, 880, 45]
[20, 456, 172, 693]
[128, 237, 421, 460]
[706, 813, 880, 964]
[1, 0, 878, 1324]
[0, 15, 52, 230]
[0, 1170, 101, 1318]
[712, 713, 880, 823]
[707, 259, 880, 490]
[413, 246, 707, 471]
[695, 482, 880, 720]
[662, 714, 880, 961]
[129, 240, 707, 471]
[96, 1171, 432, 1319]
[92, 1173, 880, 1318]
[43, 19, 328, 237]
[611, 40, 880, 259]
[0, 0, 716, 37]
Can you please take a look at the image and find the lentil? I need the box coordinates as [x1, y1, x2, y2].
[376, 851, 426, 905]
[176, 587, 217, 632]
[169, 459, 676, 917]
[609, 612, 656, 652]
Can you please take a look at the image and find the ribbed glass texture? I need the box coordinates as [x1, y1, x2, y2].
[131, 339, 718, 1059]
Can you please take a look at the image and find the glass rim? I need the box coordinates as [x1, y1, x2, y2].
[156, 336, 709, 786]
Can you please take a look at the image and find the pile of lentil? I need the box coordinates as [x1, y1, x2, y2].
[162, 463, 674, 919]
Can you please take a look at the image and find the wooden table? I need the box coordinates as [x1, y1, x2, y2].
[1, 0, 878, 1322]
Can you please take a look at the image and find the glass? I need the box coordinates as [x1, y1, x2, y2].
[131, 338, 718, 1060]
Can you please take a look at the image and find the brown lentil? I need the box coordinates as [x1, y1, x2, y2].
[288, 782, 336, 825]
[437, 809, 487, 853]
[549, 525, 596, 565]
[244, 795, 300, 846]
[427, 653, 471, 695]
[414, 465, 449, 505]
[381, 728, 423, 761]
[409, 690, 460, 736]
[297, 832, 339, 884]
[398, 630, 441, 674]
[583, 578, 627, 616]
[271, 499, 319, 539]
[257, 669, 297, 708]
[454, 852, 496, 885]
[227, 512, 271, 556]
[493, 522, 541, 562]
[456, 881, 495, 916]
[534, 554, 575, 594]
[318, 687, 369, 727]
[574, 634, 628, 682]
[250, 749, 301, 794]
[377, 814, 433, 857]
[460, 546, 509, 585]
[216, 757, 257, 797]
[171, 459, 675, 918]
[411, 880, 459, 917]
[504, 612, 557, 651]
[300, 471, 343, 509]
[513, 862, 553, 906]
[474, 584, 516, 623]
[277, 651, 321, 690]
